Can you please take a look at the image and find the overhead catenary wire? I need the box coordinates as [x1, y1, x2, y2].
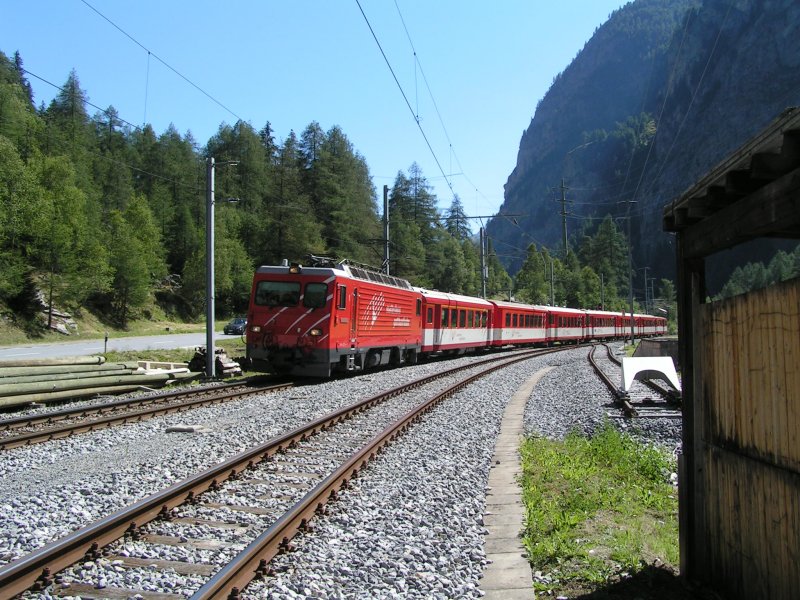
[354, 0, 454, 198]
[22, 67, 206, 194]
[78, 0, 244, 124]
[637, 1, 734, 203]
[391, 1, 498, 215]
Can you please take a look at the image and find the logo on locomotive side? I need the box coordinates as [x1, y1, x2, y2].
[365, 293, 386, 329]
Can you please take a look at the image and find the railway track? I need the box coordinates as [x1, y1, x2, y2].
[0, 378, 292, 451]
[0, 346, 566, 599]
[588, 344, 681, 418]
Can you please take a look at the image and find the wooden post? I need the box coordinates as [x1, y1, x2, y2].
[677, 232, 706, 579]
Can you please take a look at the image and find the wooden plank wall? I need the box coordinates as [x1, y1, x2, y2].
[699, 278, 800, 599]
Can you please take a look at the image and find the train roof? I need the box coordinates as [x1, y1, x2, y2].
[255, 262, 414, 291]
[416, 288, 493, 306]
[490, 300, 550, 311]
[544, 306, 588, 315]
[585, 309, 627, 316]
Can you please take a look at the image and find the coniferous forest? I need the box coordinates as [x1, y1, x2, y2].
[0, 50, 678, 334]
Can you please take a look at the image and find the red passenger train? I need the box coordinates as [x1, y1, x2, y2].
[245, 259, 667, 377]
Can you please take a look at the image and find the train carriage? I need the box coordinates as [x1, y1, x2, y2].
[419, 290, 492, 355]
[635, 314, 667, 337]
[585, 309, 625, 341]
[489, 300, 549, 347]
[546, 306, 587, 344]
[246, 261, 422, 377]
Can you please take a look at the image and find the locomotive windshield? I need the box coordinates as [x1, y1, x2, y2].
[303, 283, 327, 309]
[255, 281, 300, 307]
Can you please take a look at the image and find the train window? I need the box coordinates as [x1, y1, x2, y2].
[303, 283, 327, 308]
[482, 312, 487, 327]
[505, 313, 511, 327]
[255, 281, 300, 307]
[468, 311, 474, 327]
[337, 285, 347, 309]
[459, 310, 466, 328]
[416, 299, 422, 316]
[512, 314, 518, 327]
[426, 307, 433, 324]
[442, 308, 449, 327]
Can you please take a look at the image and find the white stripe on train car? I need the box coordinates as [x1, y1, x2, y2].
[499, 328, 547, 342]
[285, 309, 314, 334]
[303, 313, 331, 336]
[265, 307, 288, 327]
[439, 328, 491, 346]
[592, 327, 615, 337]
[551, 327, 583, 339]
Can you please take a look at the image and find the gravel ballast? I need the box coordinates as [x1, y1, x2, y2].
[0, 347, 682, 598]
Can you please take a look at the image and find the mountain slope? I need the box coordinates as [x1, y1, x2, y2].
[489, 0, 800, 285]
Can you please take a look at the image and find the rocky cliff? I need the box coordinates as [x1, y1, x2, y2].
[489, 0, 800, 287]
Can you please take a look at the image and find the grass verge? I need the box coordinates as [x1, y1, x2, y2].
[520, 423, 683, 598]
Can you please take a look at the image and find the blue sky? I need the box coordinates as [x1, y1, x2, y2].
[2, 0, 627, 228]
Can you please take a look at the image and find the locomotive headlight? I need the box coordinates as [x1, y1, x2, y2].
[251, 325, 262, 333]
[289, 263, 302, 274]
[309, 328, 322, 336]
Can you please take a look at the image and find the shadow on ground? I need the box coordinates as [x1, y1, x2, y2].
[573, 566, 725, 599]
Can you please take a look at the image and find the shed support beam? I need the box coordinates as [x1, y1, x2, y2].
[682, 166, 800, 258]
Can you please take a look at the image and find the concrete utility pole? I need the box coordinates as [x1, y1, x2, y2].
[627, 225, 635, 343]
[559, 178, 570, 255]
[383, 185, 390, 275]
[640, 266, 650, 315]
[205, 157, 238, 379]
[206, 157, 216, 380]
[480, 227, 487, 299]
[600, 273, 605, 310]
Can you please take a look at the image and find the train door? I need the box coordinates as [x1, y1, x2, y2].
[350, 289, 358, 341]
[434, 304, 443, 346]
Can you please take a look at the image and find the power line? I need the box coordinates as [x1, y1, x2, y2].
[23, 67, 206, 193]
[355, 0, 455, 199]
[79, 0, 244, 124]
[638, 1, 734, 202]
[23, 68, 143, 134]
[391, 1, 497, 214]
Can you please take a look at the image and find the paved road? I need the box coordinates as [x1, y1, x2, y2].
[0, 332, 243, 362]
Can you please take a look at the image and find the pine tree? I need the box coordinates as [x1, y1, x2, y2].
[514, 244, 551, 304]
[444, 196, 471, 241]
[107, 210, 149, 327]
[0, 136, 39, 298]
[92, 105, 134, 214]
[270, 131, 325, 263]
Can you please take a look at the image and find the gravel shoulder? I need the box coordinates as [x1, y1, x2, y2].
[0, 348, 685, 599]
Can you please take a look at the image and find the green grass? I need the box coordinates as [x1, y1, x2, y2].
[0, 311, 233, 347]
[520, 423, 679, 596]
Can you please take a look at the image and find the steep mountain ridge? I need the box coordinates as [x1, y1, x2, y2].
[490, 0, 800, 286]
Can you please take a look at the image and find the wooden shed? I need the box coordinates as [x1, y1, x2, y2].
[663, 107, 800, 599]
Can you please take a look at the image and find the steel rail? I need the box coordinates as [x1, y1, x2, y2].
[192, 351, 547, 599]
[0, 347, 560, 598]
[0, 377, 277, 432]
[0, 381, 294, 450]
[588, 345, 637, 416]
[602, 344, 682, 405]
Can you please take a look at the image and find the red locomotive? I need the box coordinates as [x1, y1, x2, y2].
[245, 259, 667, 377]
[246, 259, 422, 377]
